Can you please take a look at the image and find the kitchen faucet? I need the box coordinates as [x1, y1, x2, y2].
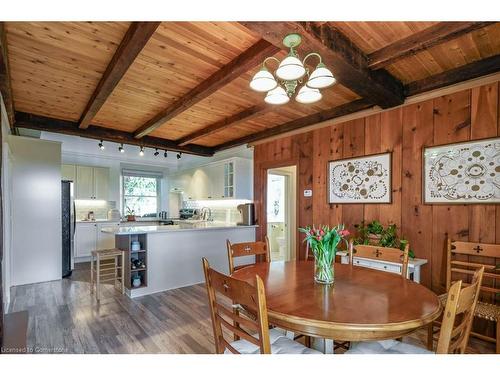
[200, 207, 213, 221]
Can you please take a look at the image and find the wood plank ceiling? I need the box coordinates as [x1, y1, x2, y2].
[2, 21, 500, 156]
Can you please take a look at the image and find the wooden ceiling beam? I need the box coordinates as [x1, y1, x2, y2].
[0, 22, 16, 133]
[368, 22, 494, 70]
[241, 22, 405, 108]
[133, 39, 280, 139]
[177, 104, 272, 146]
[405, 54, 500, 96]
[79, 22, 161, 129]
[215, 98, 373, 152]
[15, 112, 214, 157]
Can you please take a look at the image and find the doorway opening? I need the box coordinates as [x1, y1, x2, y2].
[266, 166, 297, 262]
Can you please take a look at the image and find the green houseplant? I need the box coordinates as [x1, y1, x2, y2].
[353, 220, 415, 258]
[299, 224, 350, 284]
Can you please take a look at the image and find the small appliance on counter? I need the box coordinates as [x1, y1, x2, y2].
[158, 211, 168, 220]
[237, 203, 255, 226]
[87, 211, 95, 221]
[179, 208, 197, 220]
[108, 208, 121, 221]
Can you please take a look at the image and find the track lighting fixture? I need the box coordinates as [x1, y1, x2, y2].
[118, 144, 124, 153]
[139, 146, 145, 156]
[176, 152, 182, 160]
[154, 148, 159, 156]
[164, 150, 168, 158]
[98, 140, 105, 150]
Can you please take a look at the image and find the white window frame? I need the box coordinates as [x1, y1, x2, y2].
[121, 170, 162, 217]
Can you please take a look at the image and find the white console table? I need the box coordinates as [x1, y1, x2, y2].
[336, 251, 428, 283]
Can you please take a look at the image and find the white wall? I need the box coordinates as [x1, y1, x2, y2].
[1, 93, 12, 308]
[9, 136, 62, 286]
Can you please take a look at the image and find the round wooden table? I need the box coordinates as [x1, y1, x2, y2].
[232, 261, 442, 341]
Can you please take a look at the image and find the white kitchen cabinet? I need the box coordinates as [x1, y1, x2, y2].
[61, 164, 76, 181]
[169, 157, 252, 201]
[76, 166, 94, 199]
[74, 165, 109, 200]
[75, 222, 97, 257]
[93, 167, 109, 200]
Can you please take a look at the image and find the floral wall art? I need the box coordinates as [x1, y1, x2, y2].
[423, 138, 500, 204]
[328, 153, 392, 204]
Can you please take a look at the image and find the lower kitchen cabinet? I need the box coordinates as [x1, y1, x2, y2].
[75, 222, 97, 258]
[75, 222, 120, 259]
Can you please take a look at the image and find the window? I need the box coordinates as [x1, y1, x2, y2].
[122, 170, 162, 217]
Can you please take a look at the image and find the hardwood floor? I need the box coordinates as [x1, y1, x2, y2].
[7, 262, 495, 354]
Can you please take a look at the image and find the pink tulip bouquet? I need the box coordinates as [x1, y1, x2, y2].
[299, 224, 350, 284]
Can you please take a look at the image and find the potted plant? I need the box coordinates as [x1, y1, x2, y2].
[353, 220, 415, 258]
[299, 224, 350, 284]
[126, 206, 136, 222]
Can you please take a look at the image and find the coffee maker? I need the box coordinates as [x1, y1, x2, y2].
[237, 203, 255, 226]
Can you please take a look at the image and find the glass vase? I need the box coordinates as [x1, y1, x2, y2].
[314, 255, 335, 284]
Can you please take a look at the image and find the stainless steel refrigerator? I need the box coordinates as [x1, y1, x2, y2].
[61, 180, 75, 277]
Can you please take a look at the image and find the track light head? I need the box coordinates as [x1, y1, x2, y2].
[154, 148, 159, 156]
[98, 140, 105, 150]
[176, 152, 182, 160]
[139, 146, 145, 156]
[118, 144, 124, 153]
[164, 150, 168, 158]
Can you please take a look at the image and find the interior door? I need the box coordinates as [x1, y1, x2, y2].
[267, 173, 287, 261]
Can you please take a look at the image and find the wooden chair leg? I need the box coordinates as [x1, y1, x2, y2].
[90, 255, 94, 294]
[96, 254, 101, 302]
[304, 335, 311, 348]
[121, 251, 125, 294]
[427, 322, 434, 351]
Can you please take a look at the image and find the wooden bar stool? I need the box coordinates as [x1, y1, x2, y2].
[90, 248, 125, 302]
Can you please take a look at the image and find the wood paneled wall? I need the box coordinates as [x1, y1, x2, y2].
[254, 80, 499, 293]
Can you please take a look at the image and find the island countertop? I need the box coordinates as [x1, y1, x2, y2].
[101, 222, 258, 235]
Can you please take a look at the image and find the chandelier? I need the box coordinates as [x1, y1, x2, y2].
[249, 33, 336, 105]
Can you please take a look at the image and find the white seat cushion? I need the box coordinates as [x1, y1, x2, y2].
[346, 340, 433, 354]
[225, 328, 321, 354]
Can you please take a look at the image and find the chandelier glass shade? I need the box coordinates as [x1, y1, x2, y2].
[264, 86, 290, 105]
[249, 67, 278, 92]
[296, 85, 322, 104]
[249, 33, 336, 105]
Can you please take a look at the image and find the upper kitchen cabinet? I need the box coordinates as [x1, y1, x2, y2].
[169, 157, 252, 200]
[66, 164, 110, 200]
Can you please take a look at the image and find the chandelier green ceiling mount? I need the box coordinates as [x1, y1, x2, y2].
[250, 33, 336, 105]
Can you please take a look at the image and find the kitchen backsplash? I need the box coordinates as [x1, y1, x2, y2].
[183, 199, 250, 223]
[75, 200, 117, 220]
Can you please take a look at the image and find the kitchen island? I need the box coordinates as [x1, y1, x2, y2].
[101, 222, 257, 298]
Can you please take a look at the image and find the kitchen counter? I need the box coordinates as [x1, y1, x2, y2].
[101, 222, 258, 235]
[106, 222, 257, 298]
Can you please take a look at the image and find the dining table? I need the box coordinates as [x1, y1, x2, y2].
[231, 260, 442, 344]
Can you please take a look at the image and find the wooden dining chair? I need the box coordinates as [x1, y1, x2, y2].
[202, 258, 320, 354]
[427, 238, 500, 353]
[348, 240, 410, 279]
[226, 237, 270, 274]
[346, 267, 484, 354]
